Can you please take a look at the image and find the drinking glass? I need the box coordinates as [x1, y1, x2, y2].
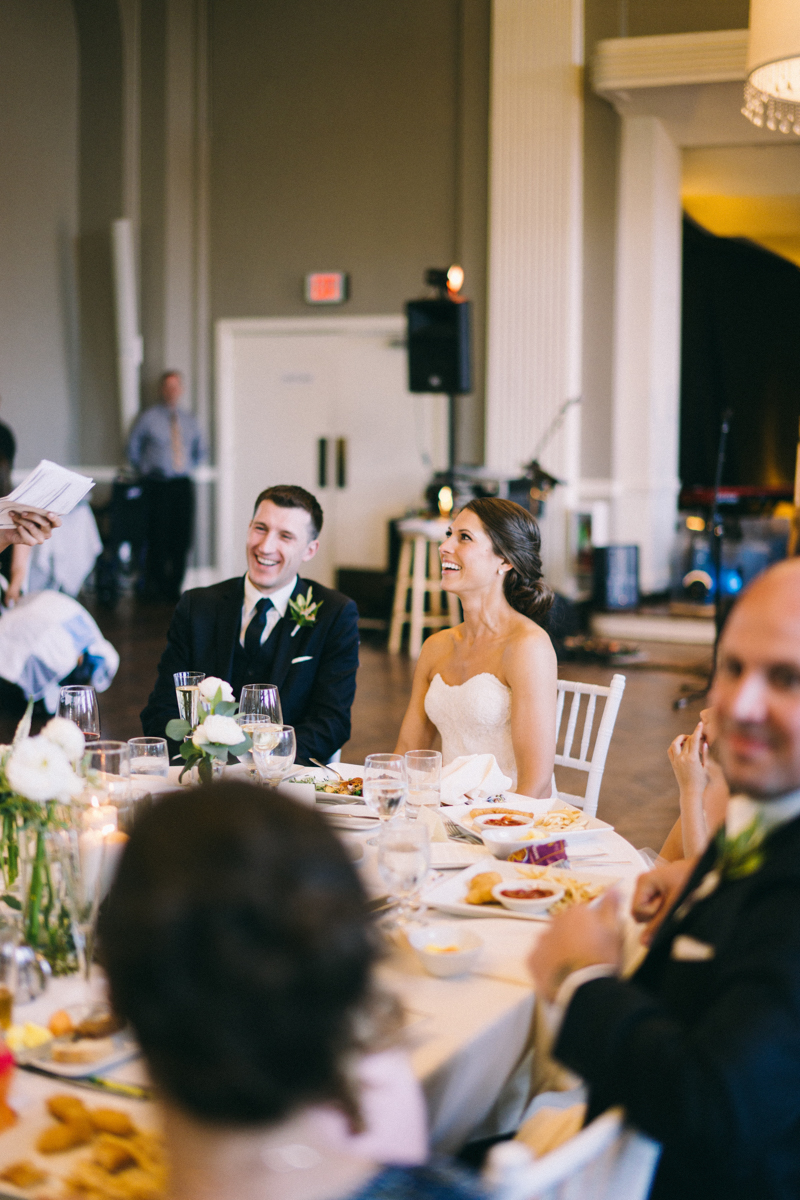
[47, 810, 111, 981]
[57, 686, 100, 742]
[376, 821, 431, 926]
[127, 737, 169, 779]
[0, 923, 17, 1031]
[252, 725, 296, 787]
[81, 740, 133, 829]
[239, 684, 283, 727]
[363, 754, 407, 826]
[173, 672, 205, 728]
[404, 750, 442, 819]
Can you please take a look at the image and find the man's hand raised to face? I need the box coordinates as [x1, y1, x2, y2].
[528, 890, 625, 1002]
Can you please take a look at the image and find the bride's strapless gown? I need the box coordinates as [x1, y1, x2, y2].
[424, 672, 516, 787]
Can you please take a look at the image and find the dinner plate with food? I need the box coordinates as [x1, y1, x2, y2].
[446, 798, 612, 843]
[424, 857, 622, 922]
[11, 1004, 139, 1080]
[0, 1089, 163, 1200]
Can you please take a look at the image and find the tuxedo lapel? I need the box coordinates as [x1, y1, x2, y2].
[214, 576, 245, 681]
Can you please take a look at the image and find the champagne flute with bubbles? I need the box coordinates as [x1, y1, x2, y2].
[173, 672, 205, 728]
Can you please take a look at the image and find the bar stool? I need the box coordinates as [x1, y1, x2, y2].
[388, 517, 461, 658]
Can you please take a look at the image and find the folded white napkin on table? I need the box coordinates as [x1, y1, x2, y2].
[417, 805, 449, 842]
[440, 754, 512, 805]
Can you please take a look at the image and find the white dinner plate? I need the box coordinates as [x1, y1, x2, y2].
[424, 857, 621, 922]
[14, 1029, 140, 1079]
[447, 798, 613, 841]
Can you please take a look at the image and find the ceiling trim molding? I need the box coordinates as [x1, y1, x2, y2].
[593, 29, 748, 96]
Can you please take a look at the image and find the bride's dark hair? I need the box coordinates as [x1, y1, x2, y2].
[462, 497, 553, 624]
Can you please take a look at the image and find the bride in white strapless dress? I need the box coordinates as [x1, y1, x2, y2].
[395, 498, 558, 798]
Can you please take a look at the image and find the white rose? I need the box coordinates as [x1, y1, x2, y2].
[41, 717, 85, 764]
[6, 736, 83, 803]
[192, 724, 210, 748]
[203, 715, 244, 746]
[198, 677, 234, 703]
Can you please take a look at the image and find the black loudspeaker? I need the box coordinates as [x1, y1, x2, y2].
[406, 299, 471, 393]
[593, 546, 640, 611]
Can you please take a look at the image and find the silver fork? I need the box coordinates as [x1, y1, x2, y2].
[442, 816, 483, 845]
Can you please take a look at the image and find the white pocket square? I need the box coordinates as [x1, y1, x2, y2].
[291, 655, 313, 664]
[671, 935, 715, 962]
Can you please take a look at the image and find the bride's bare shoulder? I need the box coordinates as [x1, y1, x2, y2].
[505, 615, 556, 665]
[417, 625, 460, 674]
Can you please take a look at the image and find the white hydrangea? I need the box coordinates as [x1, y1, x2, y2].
[192, 724, 210, 748]
[202, 715, 244, 746]
[198, 677, 234, 703]
[41, 717, 85, 764]
[6, 736, 83, 803]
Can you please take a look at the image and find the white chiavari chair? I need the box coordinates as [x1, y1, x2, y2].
[552, 674, 626, 817]
[484, 1108, 660, 1200]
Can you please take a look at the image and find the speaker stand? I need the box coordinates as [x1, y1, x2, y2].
[447, 394, 456, 472]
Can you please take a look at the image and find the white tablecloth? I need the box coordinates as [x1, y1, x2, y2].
[12, 767, 648, 1157]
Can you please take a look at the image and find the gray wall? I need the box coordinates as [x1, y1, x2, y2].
[581, 0, 751, 480]
[208, 0, 489, 463]
[0, 0, 79, 470]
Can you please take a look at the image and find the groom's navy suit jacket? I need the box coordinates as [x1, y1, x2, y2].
[140, 575, 359, 766]
[555, 813, 800, 1200]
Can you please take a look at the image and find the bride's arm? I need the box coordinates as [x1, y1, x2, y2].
[394, 637, 440, 754]
[506, 630, 558, 798]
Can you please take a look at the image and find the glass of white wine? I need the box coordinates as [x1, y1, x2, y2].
[252, 725, 296, 787]
[239, 684, 283, 728]
[173, 672, 205, 728]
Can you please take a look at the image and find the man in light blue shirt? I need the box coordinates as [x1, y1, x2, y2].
[127, 371, 206, 602]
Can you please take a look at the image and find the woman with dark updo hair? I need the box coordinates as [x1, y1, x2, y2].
[395, 498, 557, 797]
[99, 782, 483, 1200]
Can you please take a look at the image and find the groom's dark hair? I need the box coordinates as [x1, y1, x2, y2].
[252, 485, 324, 539]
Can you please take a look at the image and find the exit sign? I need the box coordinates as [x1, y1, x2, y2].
[305, 272, 349, 304]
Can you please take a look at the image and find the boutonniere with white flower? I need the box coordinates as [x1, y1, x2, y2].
[166, 676, 251, 783]
[288, 587, 322, 637]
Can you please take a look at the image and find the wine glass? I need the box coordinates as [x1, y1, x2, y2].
[404, 750, 442, 819]
[252, 725, 296, 787]
[173, 672, 205, 728]
[239, 684, 283, 728]
[376, 821, 431, 927]
[363, 754, 407, 827]
[57, 686, 100, 742]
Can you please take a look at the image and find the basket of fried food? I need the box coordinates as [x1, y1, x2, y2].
[295, 775, 363, 797]
[0, 1093, 165, 1200]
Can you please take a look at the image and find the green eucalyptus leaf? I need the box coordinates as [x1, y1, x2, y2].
[1, 894, 21, 911]
[207, 744, 230, 760]
[228, 739, 251, 757]
[179, 742, 196, 760]
[215, 701, 237, 717]
[166, 718, 191, 740]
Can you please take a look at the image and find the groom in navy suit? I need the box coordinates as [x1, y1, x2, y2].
[141, 484, 359, 766]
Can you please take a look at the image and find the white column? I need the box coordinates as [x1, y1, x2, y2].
[485, 0, 583, 591]
[611, 115, 682, 594]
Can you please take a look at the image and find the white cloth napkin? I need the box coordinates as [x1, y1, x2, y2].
[440, 754, 512, 805]
[417, 805, 449, 842]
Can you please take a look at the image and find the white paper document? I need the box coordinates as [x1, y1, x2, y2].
[0, 460, 95, 528]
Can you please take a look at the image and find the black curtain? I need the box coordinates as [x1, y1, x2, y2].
[680, 215, 800, 488]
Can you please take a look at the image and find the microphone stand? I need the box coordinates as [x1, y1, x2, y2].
[674, 408, 732, 709]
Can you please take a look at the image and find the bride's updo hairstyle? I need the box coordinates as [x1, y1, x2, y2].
[462, 497, 554, 623]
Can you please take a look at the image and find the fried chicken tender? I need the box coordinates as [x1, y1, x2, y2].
[47, 1094, 90, 1124]
[36, 1121, 91, 1154]
[0, 1159, 48, 1187]
[90, 1108, 137, 1137]
[465, 871, 503, 905]
[93, 1134, 137, 1173]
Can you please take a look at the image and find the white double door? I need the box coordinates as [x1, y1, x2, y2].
[216, 315, 448, 586]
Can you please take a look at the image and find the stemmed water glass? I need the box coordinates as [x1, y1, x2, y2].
[251, 725, 296, 787]
[57, 686, 100, 743]
[239, 684, 283, 728]
[376, 821, 431, 928]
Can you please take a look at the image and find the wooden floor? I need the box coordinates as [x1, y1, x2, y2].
[8, 596, 713, 854]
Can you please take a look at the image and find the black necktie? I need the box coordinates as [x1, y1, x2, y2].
[243, 597, 273, 662]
